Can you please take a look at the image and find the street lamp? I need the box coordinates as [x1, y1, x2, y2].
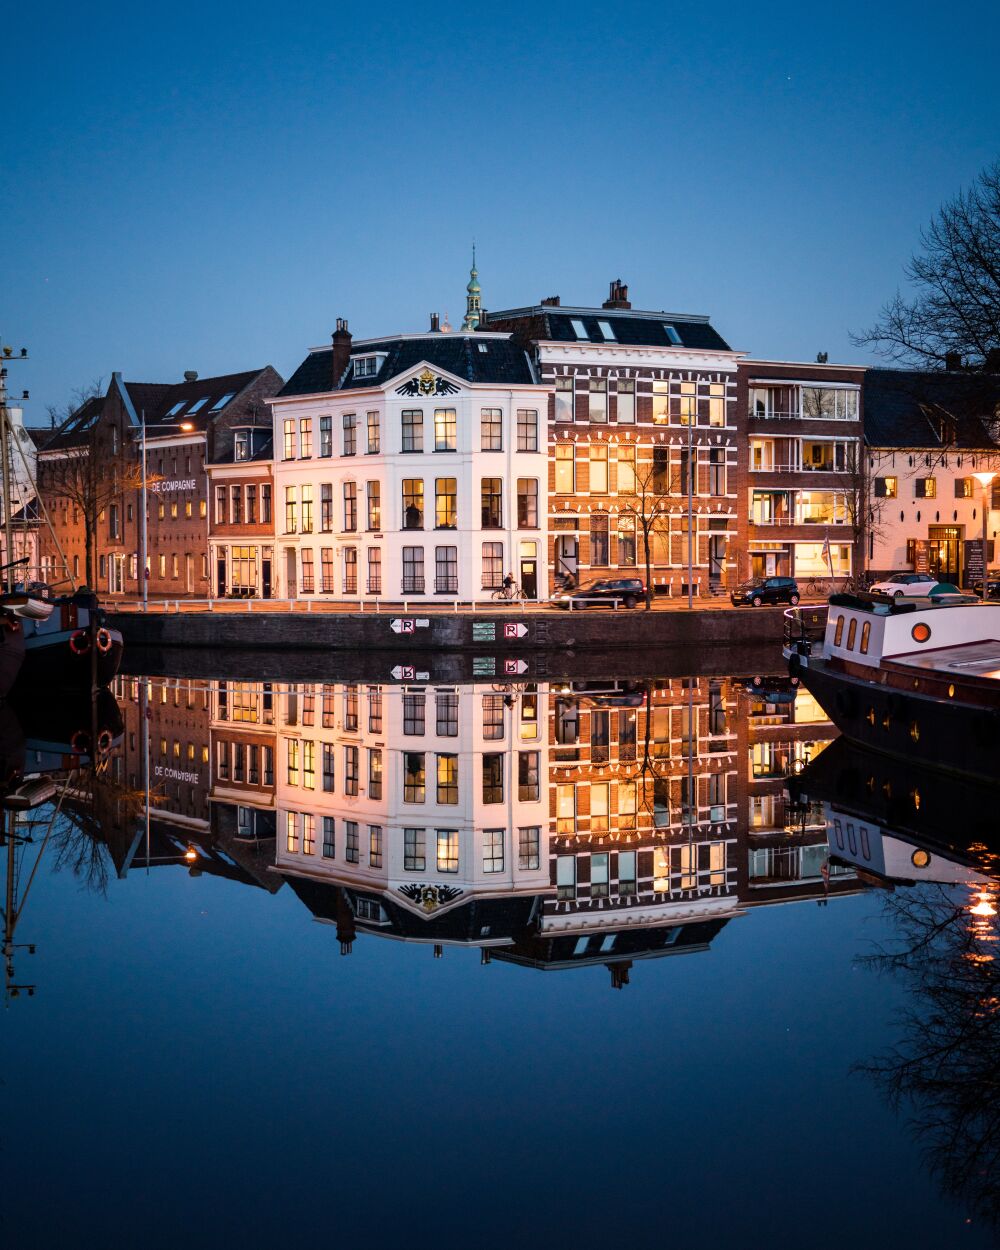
[972, 471, 996, 600]
[140, 414, 194, 609]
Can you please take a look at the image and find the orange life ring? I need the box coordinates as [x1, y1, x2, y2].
[97, 729, 113, 753]
[71, 730, 90, 754]
[96, 628, 113, 654]
[69, 629, 90, 655]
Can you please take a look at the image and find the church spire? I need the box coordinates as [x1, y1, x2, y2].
[461, 244, 481, 331]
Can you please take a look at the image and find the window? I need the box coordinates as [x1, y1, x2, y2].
[368, 748, 382, 799]
[283, 419, 295, 460]
[261, 485, 271, 524]
[344, 745, 359, 795]
[555, 443, 575, 494]
[589, 445, 609, 494]
[483, 830, 504, 874]
[320, 483, 333, 532]
[246, 485, 257, 523]
[590, 513, 609, 565]
[300, 549, 314, 593]
[619, 781, 638, 830]
[570, 319, 588, 339]
[322, 743, 335, 792]
[367, 547, 382, 594]
[286, 811, 299, 853]
[481, 408, 503, 451]
[517, 478, 538, 528]
[342, 414, 357, 456]
[518, 750, 539, 801]
[366, 411, 380, 454]
[299, 418, 313, 458]
[591, 785, 609, 834]
[555, 376, 574, 422]
[434, 408, 457, 451]
[403, 479, 424, 529]
[322, 817, 335, 858]
[402, 409, 423, 452]
[616, 379, 635, 424]
[402, 546, 424, 594]
[435, 478, 457, 528]
[404, 828, 426, 871]
[345, 821, 359, 863]
[482, 753, 504, 804]
[709, 382, 726, 427]
[597, 319, 616, 342]
[955, 477, 975, 499]
[617, 516, 637, 566]
[302, 740, 315, 789]
[482, 694, 505, 740]
[518, 827, 540, 870]
[321, 547, 334, 592]
[353, 356, 377, 378]
[873, 475, 897, 498]
[300, 485, 313, 533]
[589, 378, 607, 423]
[436, 829, 458, 873]
[215, 485, 227, 524]
[287, 739, 300, 786]
[663, 323, 682, 345]
[403, 691, 426, 735]
[801, 387, 859, 420]
[437, 753, 458, 804]
[591, 851, 609, 895]
[369, 825, 383, 869]
[556, 783, 576, 833]
[481, 478, 502, 527]
[436, 691, 459, 736]
[367, 481, 381, 530]
[482, 542, 503, 589]
[302, 814, 315, 854]
[343, 546, 358, 593]
[341, 482, 357, 531]
[319, 414, 332, 457]
[517, 409, 538, 451]
[915, 477, 936, 498]
[435, 545, 458, 593]
[556, 854, 576, 899]
[403, 752, 426, 803]
[368, 686, 383, 733]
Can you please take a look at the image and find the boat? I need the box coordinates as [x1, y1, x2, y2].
[783, 590, 1000, 781]
[14, 589, 123, 688]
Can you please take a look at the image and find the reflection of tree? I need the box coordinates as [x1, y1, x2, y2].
[860, 880, 1000, 1229]
[50, 765, 152, 895]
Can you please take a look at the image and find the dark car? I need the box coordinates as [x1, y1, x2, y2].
[551, 577, 646, 609]
[730, 576, 800, 607]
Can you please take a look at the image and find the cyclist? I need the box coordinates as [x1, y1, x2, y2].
[502, 572, 515, 597]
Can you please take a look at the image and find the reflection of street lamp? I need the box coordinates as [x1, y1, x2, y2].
[972, 471, 996, 600]
[141, 415, 194, 608]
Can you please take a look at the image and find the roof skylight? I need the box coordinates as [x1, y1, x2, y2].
[165, 401, 186, 418]
[187, 397, 210, 414]
[210, 392, 235, 412]
[663, 324, 682, 345]
[570, 319, 589, 340]
[598, 320, 616, 341]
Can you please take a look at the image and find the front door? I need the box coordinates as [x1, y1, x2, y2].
[285, 548, 297, 599]
[555, 536, 578, 585]
[520, 558, 537, 600]
[217, 553, 226, 597]
[109, 554, 124, 594]
[709, 536, 725, 585]
[262, 555, 272, 599]
[928, 525, 962, 583]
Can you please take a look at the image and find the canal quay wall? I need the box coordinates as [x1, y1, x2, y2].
[110, 605, 825, 657]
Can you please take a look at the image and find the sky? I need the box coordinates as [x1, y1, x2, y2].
[2, 0, 999, 419]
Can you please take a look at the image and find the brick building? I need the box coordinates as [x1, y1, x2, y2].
[485, 281, 741, 597]
[207, 425, 275, 597]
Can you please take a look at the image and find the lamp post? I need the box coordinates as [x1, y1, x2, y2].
[972, 471, 996, 600]
[140, 414, 194, 608]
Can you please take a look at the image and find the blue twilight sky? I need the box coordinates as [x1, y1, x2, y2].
[2, 0, 998, 418]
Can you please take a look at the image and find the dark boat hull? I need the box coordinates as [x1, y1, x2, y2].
[19, 628, 123, 688]
[0, 620, 25, 699]
[794, 653, 1000, 782]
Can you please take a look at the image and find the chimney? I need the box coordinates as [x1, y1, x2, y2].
[430, 313, 440, 332]
[541, 295, 561, 307]
[331, 318, 352, 387]
[184, 370, 198, 382]
[602, 279, 631, 310]
[945, 350, 962, 371]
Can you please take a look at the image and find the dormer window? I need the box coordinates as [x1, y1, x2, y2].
[597, 320, 616, 341]
[234, 431, 251, 462]
[188, 397, 210, 414]
[354, 356, 378, 379]
[477, 342, 488, 353]
[570, 319, 588, 340]
[210, 392, 235, 412]
[663, 324, 682, 345]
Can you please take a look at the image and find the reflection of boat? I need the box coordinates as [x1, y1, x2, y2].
[791, 737, 997, 888]
[784, 593, 1000, 781]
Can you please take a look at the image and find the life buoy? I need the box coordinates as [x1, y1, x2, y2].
[70, 730, 90, 754]
[96, 628, 113, 654]
[69, 629, 91, 655]
[96, 729, 113, 753]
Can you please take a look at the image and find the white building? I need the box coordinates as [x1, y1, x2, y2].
[269, 319, 551, 602]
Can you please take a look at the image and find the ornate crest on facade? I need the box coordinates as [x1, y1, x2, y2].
[398, 883, 463, 912]
[396, 369, 460, 397]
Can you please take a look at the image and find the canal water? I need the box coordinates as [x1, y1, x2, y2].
[0, 656, 994, 1249]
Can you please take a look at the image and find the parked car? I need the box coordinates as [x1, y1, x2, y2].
[870, 572, 943, 596]
[551, 577, 646, 609]
[730, 577, 800, 607]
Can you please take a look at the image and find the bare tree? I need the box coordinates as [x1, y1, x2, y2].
[836, 443, 884, 583]
[853, 160, 1000, 369]
[618, 449, 674, 609]
[45, 377, 105, 432]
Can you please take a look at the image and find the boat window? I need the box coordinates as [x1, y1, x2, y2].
[859, 621, 870, 654]
[833, 615, 845, 646]
[846, 618, 857, 650]
[833, 819, 844, 850]
[847, 824, 857, 855]
[860, 827, 870, 859]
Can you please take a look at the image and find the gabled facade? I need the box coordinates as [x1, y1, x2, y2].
[270, 323, 549, 601]
[207, 425, 275, 597]
[485, 282, 742, 597]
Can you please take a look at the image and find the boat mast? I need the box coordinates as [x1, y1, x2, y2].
[0, 343, 23, 585]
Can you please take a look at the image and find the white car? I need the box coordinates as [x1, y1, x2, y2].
[870, 572, 943, 596]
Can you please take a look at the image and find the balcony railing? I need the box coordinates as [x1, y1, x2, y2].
[750, 463, 843, 474]
[401, 577, 425, 594]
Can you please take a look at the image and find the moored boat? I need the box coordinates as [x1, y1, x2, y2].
[14, 589, 123, 688]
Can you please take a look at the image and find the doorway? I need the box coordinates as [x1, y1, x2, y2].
[928, 525, 962, 582]
[520, 557, 537, 599]
[555, 535, 578, 586]
[109, 553, 124, 595]
[708, 536, 726, 586]
[217, 553, 226, 597]
[262, 552, 272, 599]
[284, 548, 297, 599]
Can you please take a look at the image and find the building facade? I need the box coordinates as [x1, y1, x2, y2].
[207, 425, 276, 597]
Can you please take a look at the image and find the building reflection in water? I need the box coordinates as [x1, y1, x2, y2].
[88, 665, 860, 985]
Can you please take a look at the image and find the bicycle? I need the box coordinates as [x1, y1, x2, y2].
[803, 576, 834, 598]
[492, 582, 526, 601]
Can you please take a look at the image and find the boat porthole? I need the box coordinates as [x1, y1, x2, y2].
[911, 789, 921, 810]
[910, 721, 920, 742]
[866, 706, 876, 725]
[912, 623, 931, 643]
[882, 714, 891, 730]
[948, 683, 955, 697]
[911, 849, 930, 868]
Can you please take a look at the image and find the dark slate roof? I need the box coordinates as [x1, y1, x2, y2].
[279, 334, 535, 397]
[864, 368, 1000, 449]
[41, 394, 106, 452]
[123, 369, 265, 432]
[485, 305, 732, 352]
[24, 427, 53, 450]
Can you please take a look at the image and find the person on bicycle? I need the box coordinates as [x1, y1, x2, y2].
[503, 572, 515, 596]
